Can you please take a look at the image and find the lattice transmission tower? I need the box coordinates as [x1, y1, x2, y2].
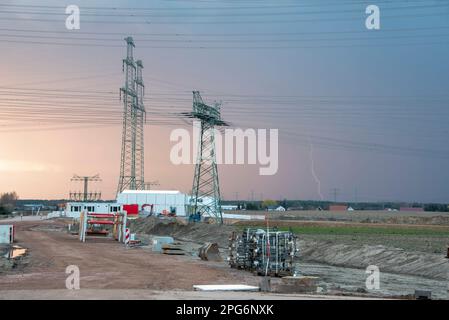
[70, 174, 102, 202]
[117, 37, 146, 194]
[188, 91, 228, 224]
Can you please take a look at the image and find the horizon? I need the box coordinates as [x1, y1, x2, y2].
[11, 196, 449, 206]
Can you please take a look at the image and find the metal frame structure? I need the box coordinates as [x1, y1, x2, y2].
[70, 174, 101, 202]
[79, 211, 127, 243]
[117, 37, 146, 194]
[187, 91, 228, 224]
[228, 228, 299, 276]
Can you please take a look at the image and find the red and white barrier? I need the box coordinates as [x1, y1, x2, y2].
[124, 228, 130, 245]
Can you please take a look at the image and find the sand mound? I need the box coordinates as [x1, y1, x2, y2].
[128, 217, 237, 248]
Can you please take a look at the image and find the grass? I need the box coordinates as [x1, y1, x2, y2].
[236, 222, 449, 254]
[294, 225, 448, 236]
[241, 224, 449, 237]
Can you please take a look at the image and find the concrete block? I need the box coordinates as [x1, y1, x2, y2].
[0, 225, 14, 244]
[152, 236, 174, 252]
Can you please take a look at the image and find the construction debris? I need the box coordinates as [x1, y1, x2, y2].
[4, 245, 27, 259]
[228, 228, 298, 277]
[415, 290, 432, 300]
[127, 239, 142, 247]
[162, 243, 185, 255]
[152, 236, 174, 252]
[274, 276, 318, 294]
[198, 242, 221, 261]
[259, 277, 271, 292]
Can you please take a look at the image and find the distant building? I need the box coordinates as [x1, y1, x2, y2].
[347, 206, 355, 211]
[117, 190, 188, 216]
[22, 204, 43, 211]
[64, 190, 189, 219]
[328, 205, 348, 211]
[267, 205, 286, 212]
[221, 205, 239, 211]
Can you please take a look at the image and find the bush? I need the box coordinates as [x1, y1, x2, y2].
[0, 205, 10, 215]
[245, 202, 259, 210]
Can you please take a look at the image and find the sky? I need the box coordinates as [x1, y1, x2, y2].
[0, 0, 448, 203]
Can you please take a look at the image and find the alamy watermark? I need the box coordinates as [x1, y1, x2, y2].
[170, 121, 278, 176]
[65, 265, 80, 290]
[65, 5, 80, 30]
[365, 5, 380, 30]
[365, 265, 380, 290]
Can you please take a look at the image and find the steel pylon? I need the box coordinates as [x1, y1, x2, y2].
[117, 37, 146, 194]
[190, 91, 228, 224]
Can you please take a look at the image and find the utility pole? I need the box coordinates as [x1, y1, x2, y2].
[70, 174, 102, 202]
[331, 188, 339, 203]
[234, 192, 239, 201]
[188, 91, 229, 224]
[144, 181, 160, 190]
[117, 37, 146, 195]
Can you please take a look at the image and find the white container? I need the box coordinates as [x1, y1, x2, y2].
[0, 225, 14, 244]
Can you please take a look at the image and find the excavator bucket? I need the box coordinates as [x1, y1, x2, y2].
[198, 242, 221, 261]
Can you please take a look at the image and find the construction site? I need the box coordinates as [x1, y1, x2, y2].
[0, 36, 448, 300]
[0, 1, 449, 303]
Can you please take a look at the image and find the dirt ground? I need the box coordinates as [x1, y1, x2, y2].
[1, 216, 448, 299]
[0, 220, 260, 291]
[0, 289, 380, 300]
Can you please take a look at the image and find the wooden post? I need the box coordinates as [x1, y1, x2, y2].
[79, 211, 84, 242]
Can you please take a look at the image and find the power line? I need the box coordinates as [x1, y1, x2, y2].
[2, 86, 449, 100]
[0, 10, 446, 25]
[0, 0, 436, 11]
[2, 25, 449, 37]
[1, 32, 449, 44]
[1, 38, 448, 50]
[1, 3, 447, 18]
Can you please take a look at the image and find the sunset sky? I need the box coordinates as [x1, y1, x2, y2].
[0, 0, 448, 202]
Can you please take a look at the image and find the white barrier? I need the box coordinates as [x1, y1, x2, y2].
[222, 213, 265, 221]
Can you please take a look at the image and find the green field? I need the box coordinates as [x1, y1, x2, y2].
[236, 222, 449, 254]
[281, 225, 449, 237]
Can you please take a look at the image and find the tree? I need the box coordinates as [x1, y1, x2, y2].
[0, 192, 18, 213]
[280, 198, 288, 209]
[0, 205, 8, 215]
[245, 202, 259, 210]
[261, 199, 278, 209]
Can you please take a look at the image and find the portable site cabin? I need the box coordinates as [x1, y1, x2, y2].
[65, 202, 121, 219]
[116, 190, 188, 217]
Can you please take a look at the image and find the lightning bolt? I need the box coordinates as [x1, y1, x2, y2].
[308, 137, 324, 201]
